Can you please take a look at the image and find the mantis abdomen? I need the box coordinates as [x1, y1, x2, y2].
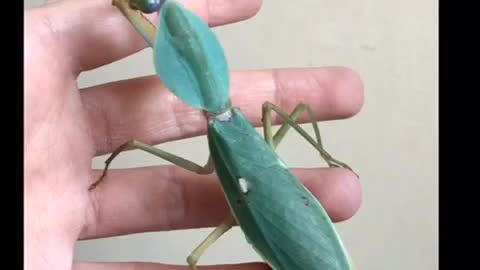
[208, 107, 355, 270]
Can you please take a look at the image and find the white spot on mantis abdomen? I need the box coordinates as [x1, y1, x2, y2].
[238, 178, 249, 194]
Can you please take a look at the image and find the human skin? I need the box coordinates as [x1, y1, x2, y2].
[24, 0, 364, 269]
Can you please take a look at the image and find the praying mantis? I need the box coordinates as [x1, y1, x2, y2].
[89, 0, 358, 269]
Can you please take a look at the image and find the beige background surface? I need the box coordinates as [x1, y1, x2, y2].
[25, 0, 438, 269]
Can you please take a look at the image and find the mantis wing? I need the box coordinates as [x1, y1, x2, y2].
[208, 108, 355, 270]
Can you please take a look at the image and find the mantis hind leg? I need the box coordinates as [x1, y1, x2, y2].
[262, 101, 357, 175]
[88, 139, 215, 190]
[187, 214, 236, 270]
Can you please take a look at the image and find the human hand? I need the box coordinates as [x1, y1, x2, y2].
[25, 0, 364, 269]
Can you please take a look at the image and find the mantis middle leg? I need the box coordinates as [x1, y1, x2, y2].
[88, 139, 215, 190]
[90, 139, 237, 270]
[262, 102, 357, 175]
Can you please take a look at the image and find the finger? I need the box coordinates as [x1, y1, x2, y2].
[81, 167, 361, 240]
[27, 0, 263, 73]
[73, 262, 271, 270]
[81, 67, 364, 156]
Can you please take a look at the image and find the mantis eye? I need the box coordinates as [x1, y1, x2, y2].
[130, 0, 166, 13]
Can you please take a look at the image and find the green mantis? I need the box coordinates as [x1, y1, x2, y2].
[90, 0, 358, 269]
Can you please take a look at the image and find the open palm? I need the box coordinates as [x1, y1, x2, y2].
[25, 0, 364, 269]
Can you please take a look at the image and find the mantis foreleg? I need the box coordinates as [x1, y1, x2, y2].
[262, 102, 357, 175]
[89, 140, 215, 190]
[187, 214, 236, 270]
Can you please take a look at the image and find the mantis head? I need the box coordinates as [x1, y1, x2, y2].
[129, 0, 166, 13]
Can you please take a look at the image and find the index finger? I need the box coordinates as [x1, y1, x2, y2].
[26, 0, 262, 74]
